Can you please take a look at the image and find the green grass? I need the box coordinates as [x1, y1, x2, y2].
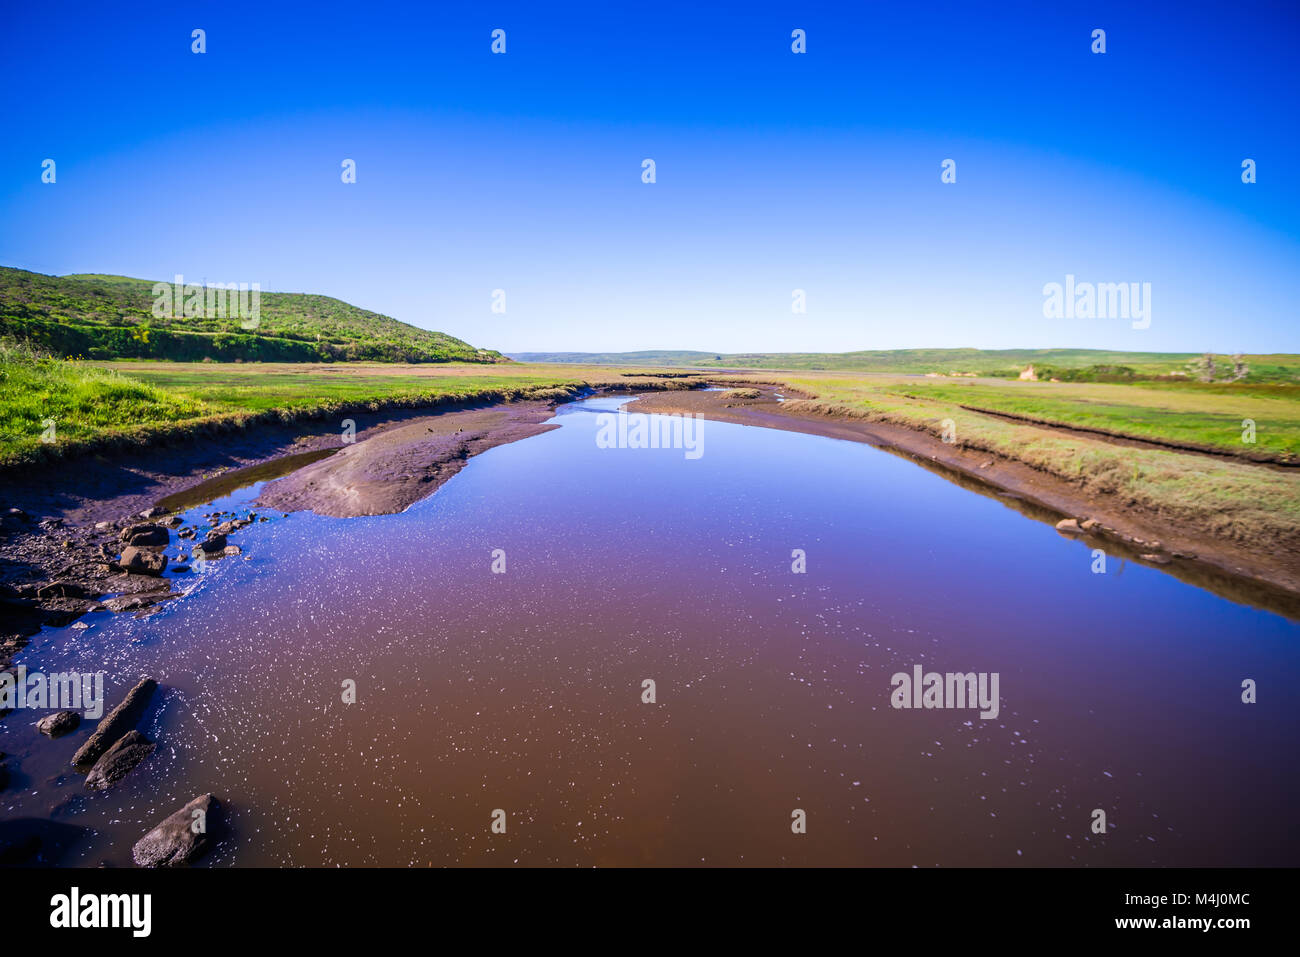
[108, 362, 603, 411]
[0, 341, 209, 463]
[867, 378, 1300, 460]
[0, 354, 706, 468]
[776, 371, 1300, 551]
[0, 267, 503, 363]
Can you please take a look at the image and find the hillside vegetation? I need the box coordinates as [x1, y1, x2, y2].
[0, 268, 503, 364]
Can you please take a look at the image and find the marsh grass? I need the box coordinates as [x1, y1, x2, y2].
[781, 374, 1300, 553]
[0, 340, 208, 464]
[0, 355, 704, 468]
[875, 378, 1300, 461]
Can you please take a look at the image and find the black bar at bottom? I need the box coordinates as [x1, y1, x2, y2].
[11, 866, 1274, 943]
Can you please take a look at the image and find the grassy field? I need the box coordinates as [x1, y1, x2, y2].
[510, 348, 1300, 381]
[0, 267, 502, 364]
[0, 353, 710, 467]
[0, 342, 211, 462]
[775, 371, 1300, 551]
[837, 376, 1300, 461]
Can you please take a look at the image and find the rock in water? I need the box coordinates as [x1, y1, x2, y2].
[85, 731, 154, 790]
[119, 523, 169, 547]
[71, 677, 157, 769]
[193, 534, 226, 557]
[132, 794, 219, 867]
[1054, 518, 1082, 533]
[36, 711, 81, 737]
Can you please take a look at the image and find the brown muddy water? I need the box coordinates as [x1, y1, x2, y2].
[2, 395, 1298, 866]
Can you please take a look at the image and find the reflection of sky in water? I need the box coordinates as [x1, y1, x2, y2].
[2, 396, 1297, 867]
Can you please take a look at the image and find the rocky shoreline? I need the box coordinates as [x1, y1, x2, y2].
[0, 503, 271, 676]
[0, 398, 581, 671]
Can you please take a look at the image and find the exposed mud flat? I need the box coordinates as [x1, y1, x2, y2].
[256, 403, 560, 517]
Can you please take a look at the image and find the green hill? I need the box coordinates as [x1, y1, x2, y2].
[507, 348, 1300, 381]
[0, 267, 504, 363]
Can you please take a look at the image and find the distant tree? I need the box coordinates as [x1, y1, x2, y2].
[1231, 354, 1249, 381]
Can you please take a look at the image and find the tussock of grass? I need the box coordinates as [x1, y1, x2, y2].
[0, 340, 208, 466]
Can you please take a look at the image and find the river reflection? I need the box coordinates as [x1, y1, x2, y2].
[2, 395, 1297, 866]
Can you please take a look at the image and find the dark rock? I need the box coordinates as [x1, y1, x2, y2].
[111, 572, 172, 595]
[102, 593, 173, 613]
[119, 546, 167, 576]
[36, 711, 81, 737]
[40, 606, 86, 628]
[195, 534, 226, 555]
[85, 731, 154, 791]
[72, 677, 157, 769]
[36, 581, 86, 599]
[132, 794, 219, 867]
[119, 523, 169, 547]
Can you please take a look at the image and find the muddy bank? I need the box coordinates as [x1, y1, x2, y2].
[625, 388, 1300, 619]
[0, 397, 582, 664]
[257, 403, 560, 517]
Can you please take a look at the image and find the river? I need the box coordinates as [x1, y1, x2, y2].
[2, 395, 1296, 866]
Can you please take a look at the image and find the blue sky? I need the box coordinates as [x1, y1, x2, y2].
[2, 0, 1297, 353]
